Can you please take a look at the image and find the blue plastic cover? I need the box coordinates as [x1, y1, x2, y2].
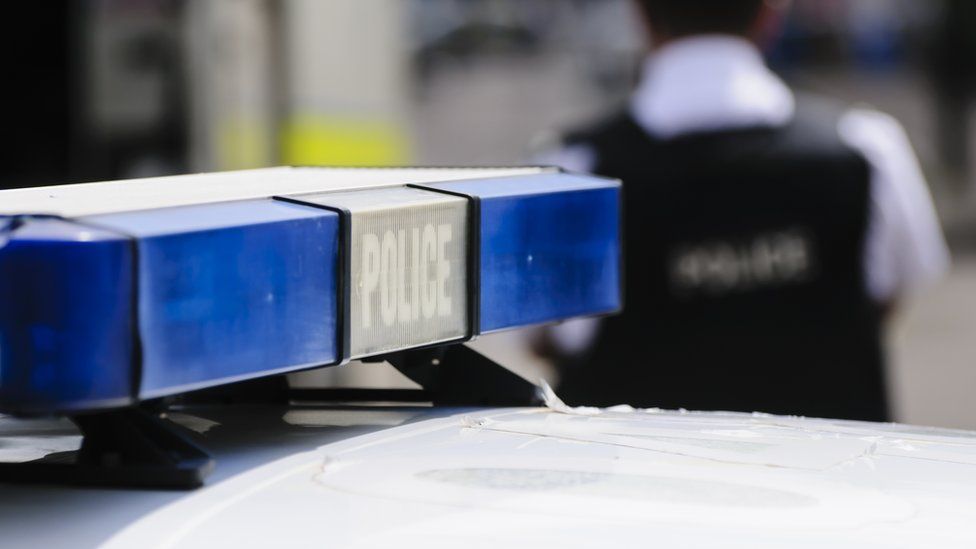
[425, 173, 622, 333]
[86, 200, 340, 398]
[0, 217, 136, 414]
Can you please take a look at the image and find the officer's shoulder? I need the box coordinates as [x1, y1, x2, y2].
[781, 93, 880, 158]
[834, 102, 916, 160]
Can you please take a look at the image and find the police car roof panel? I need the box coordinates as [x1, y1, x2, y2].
[6, 406, 964, 548]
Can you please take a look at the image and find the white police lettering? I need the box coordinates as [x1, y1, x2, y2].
[437, 224, 452, 316]
[361, 223, 453, 328]
[360, 233, 380, 328]
[670, 229, 815, 296]
[420, 224, 437, 318]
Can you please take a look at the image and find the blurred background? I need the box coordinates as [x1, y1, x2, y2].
[2, 0, 975, 428]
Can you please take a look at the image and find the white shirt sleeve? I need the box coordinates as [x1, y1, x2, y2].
[838, 108, 952, 303]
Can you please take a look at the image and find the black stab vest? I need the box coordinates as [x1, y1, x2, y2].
[557, 98, 888, 421]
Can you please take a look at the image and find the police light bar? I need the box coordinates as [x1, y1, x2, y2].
[0, 167, 621, 415]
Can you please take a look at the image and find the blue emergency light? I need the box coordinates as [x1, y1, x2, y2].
[0, 167, 621, 416]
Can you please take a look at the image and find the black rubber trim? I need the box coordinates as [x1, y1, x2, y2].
[274, 196, 351, 364]
[406, 183, 482, 339]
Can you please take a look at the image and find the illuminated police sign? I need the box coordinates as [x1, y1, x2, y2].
[296, 187, 469, 358]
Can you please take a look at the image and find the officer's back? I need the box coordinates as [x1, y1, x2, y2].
[546, 0, 950, 421]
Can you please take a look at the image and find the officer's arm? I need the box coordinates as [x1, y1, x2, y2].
[838, 108, 951, 315]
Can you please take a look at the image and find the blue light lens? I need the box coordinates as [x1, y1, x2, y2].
[423, 173, 622, 333]
[86, 200, 341, 399]
[0, 218, 135, 414]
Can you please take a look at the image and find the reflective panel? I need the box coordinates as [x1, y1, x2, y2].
[291, 187, 469, 359]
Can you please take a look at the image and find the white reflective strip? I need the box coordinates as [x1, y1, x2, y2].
[837, 108, 951, 301]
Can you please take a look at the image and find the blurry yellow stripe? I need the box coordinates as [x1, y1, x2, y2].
[282, 115, 410, 167]
[218, 119, 272, 170]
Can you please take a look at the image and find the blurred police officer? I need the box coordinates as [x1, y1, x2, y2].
[541, 0, 949, 421]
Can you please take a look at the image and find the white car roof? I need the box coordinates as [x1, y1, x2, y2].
[4, 403, 976, 548]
